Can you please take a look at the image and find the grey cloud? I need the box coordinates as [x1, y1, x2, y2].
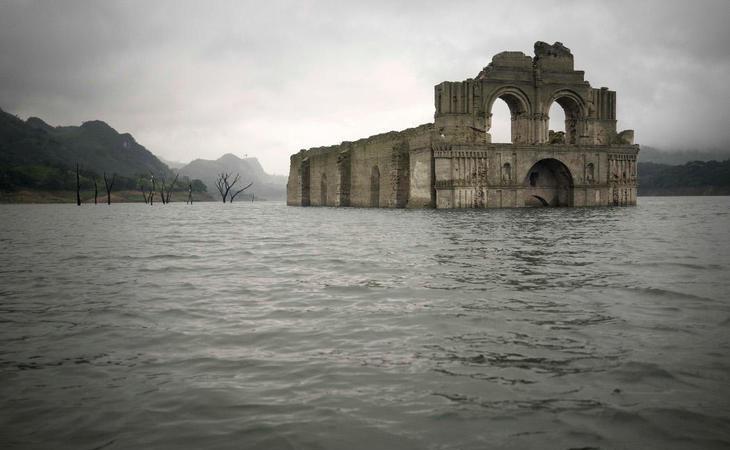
[1, 0, 728, 174]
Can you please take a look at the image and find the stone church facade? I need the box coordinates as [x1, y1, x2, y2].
[287, 42, 638, 208]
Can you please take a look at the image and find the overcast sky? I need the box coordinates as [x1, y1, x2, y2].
[1, 0, 729, 174]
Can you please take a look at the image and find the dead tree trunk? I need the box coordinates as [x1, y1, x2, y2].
[150, 176, 155, 206]
[158, 175, 166, 204]
[76, 163, 81, 206]
[103, 172, 115, 205]
[164, 173, 179, 204]
[141, 186, 149, 204]
[93, 177, 98, 204]
[215, 172, 233, 203]
[187, 184, 193, 204]
[215, 172, 252, 203]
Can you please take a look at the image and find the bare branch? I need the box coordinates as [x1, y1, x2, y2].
[216, 172, 236, 202]
[149, 174, 156, 206]
[158, 175, 167, 204]
[165, 173, 179, 204]
[215, 173, 227, 202]
[230, 181, 253, 202]
[228, 173, 240, 190]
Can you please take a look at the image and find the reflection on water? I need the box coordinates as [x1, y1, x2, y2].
[1, 197, 729, 449]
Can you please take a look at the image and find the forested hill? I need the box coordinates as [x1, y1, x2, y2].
[0, 108, 212, 200]
[0, 108, 170, 178]
[638, 160, 730, 196]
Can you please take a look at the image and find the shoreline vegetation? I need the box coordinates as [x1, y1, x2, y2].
[0, 189, 216, 204]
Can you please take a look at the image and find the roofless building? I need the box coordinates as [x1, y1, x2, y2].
[287, 42, 638, 208]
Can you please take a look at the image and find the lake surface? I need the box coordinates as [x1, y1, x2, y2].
[1, 198, 729, 449]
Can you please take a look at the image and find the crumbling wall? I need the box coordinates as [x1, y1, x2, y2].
[288, 125, 432, 208]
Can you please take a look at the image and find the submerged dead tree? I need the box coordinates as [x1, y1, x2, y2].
[187, 184, 193, 204]
[215, 173, 234, 203]
[93, 176, 98, 204]
[149, 175, 155, 206]
[162, 173, 179, 204]
[140, 185, 149, 204]
[215, 172, 253, 203]
[103, 172, 115, 205]
[158, 177, 166, 204]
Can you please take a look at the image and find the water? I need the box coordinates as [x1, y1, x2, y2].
[1, 198, 729, 449]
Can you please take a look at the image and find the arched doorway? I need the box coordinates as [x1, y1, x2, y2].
[523, 158, 574, 206]
[320, 173, 327, 206]
[370, 166, 380, 207]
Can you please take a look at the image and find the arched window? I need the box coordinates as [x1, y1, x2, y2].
[490, 99, 512, 143]
[486, 89, 530, 144]
[548, 102, 566, 144]
[547, 93, 583, 144]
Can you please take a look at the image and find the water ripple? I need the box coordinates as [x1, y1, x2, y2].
[0, 198, 729, 449]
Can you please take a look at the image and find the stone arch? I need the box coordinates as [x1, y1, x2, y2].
[370, 165, 380, 207]
[523, 158, 574, 206]
[545, 89, 587, 144]
[320, 173, 327, 206]
[485, 86, 533, 144]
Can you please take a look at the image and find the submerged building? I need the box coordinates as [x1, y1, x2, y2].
[287, 42, 638, 208]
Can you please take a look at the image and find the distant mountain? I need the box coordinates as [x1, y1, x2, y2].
[0, 108, 172, 177]
[159, 157, 188, 170]
[179, 153, 287, 200]
[639, 146, 730, 165]
[638, 160, 730, 196]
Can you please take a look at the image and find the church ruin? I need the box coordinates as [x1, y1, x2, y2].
[287, 42, 638, 208]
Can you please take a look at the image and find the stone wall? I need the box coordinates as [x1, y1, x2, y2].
[287, 124, 433, 208]
[432, 143, 638, 208]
